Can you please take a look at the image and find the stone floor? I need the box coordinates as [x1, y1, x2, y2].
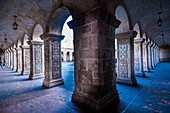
[0, 62, 170, 113]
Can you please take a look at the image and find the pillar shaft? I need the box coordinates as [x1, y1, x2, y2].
[16, 48, 22, 72]
[20, 45, 30, 75]
[69, 7, 120, 111]
[41, 34, 64, 88]
[143, 42, 150, 72]
[151, 45, 154, 68]
[116, 31, 137, 85]
[9, 49, 13, 69]
[12, 49, 17, 70]
[134, 38, 145, 77]
[148, 43, 152, 69]
[28, 41, 44, 79]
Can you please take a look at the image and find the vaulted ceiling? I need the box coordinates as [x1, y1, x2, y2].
[0, 0, 170, 50]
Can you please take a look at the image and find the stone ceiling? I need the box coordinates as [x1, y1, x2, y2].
[0, 0, 170, 50]
[123, 0, 170, 47]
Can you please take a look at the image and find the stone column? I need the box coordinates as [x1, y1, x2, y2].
[153, 44, 156, 67]
[6, 50, 9, 68]
[148, 42, 152, 70]
[20, 45, 30, 75]
[156, 46, 159, 64]
[134, 38, 146, 77]
[12, 48, 17, 70]
[9, 49, 13, 69]
[69, 7, 120, 111]
[8, 49, 11, 69]
[28, 41, 44, 80]
[143, 41, 150, 72]
[16, 48, 22, 72]
[116, 31, 137, 85]
[4, 51, 7, 67]
[40, 33, 64, 87]
[8, 49, 11, 68]
[151, 43, 154, 68]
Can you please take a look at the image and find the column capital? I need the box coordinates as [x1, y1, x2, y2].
[116, 30, 137, 39]
[20, 45, 30, 49]
[134, 38, 145, 43]
[11, 48, 16, 52]
[40, 33, 65, 41]
[72, 6, 120, 28]
[15, 47, 21, 51]
[27, 40, 44, 45]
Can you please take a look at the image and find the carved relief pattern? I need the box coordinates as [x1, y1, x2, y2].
[25, 50, 30, 70]
[118, 39, 128, 78]
[134, 44, 140, 72]
[44, 41, 49, 80]
[34, 45, 42, 74]
[51, 41, 60, 79]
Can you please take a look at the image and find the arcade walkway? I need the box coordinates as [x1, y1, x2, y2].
[0, 62, 170, 113]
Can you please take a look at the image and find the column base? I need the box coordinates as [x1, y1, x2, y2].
[147, 67, 150, 72]
[29, 73, 44, 80]
[21, 70, 30, 75]
[12, 67, 17, 70]
[116, 77, 137, 86]
[135, 71, 146, 77]
[43, 78, 64, 88]
[72, 90, 119, 112]
[16, 68, 22, 72]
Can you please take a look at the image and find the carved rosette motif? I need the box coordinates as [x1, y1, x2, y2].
[51, 41, 60, 79]
[25, 50, 30, 70]
[118, 39, 128, 78]
[44, 41, 49, 80]
[34, 45, 42, 74]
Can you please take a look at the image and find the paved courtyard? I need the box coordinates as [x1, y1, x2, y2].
[0, 62, 170, 113]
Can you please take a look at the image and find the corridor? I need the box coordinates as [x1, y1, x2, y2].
[0, 62, 170, 113]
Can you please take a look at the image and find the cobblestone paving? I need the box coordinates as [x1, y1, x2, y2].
[0, 62, 170, 113]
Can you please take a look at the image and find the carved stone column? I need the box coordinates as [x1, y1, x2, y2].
[20, 45, 30, 75]
[4, 51, 7, 67]
[116, 30, 137, 85]
[11, 48, 16, 70]
[148, 43, 152, 70]
[156, 46, 159, 64]
[69, 7, 120, 111]
[7, 50, 9, 68]
[143, 42, 150, 72]
[134, 38, 146, 77]
[28, 41, 44, 80]
[153, 45, 157, 66]
[16, 48, 22, 72]
[150, 44, 154, 68]
[9, 49, 13, 69]
[40, 33, 64, 87]
[8, 50, 11, 68]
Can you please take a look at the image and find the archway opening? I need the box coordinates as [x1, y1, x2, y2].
[115, 5, 130, 77]
[60, 15, 74, 91]
[50, 7, 74, 91]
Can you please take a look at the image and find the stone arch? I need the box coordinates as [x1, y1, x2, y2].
[142, 33, 146, 40]
[17, 39, 22, 48]
[32, 24, 44, 41]
[133, 23, 141, 38]
[49, 7, 72, 35]
[115, 5, 130, 34]
[23, 34, 29, 45]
